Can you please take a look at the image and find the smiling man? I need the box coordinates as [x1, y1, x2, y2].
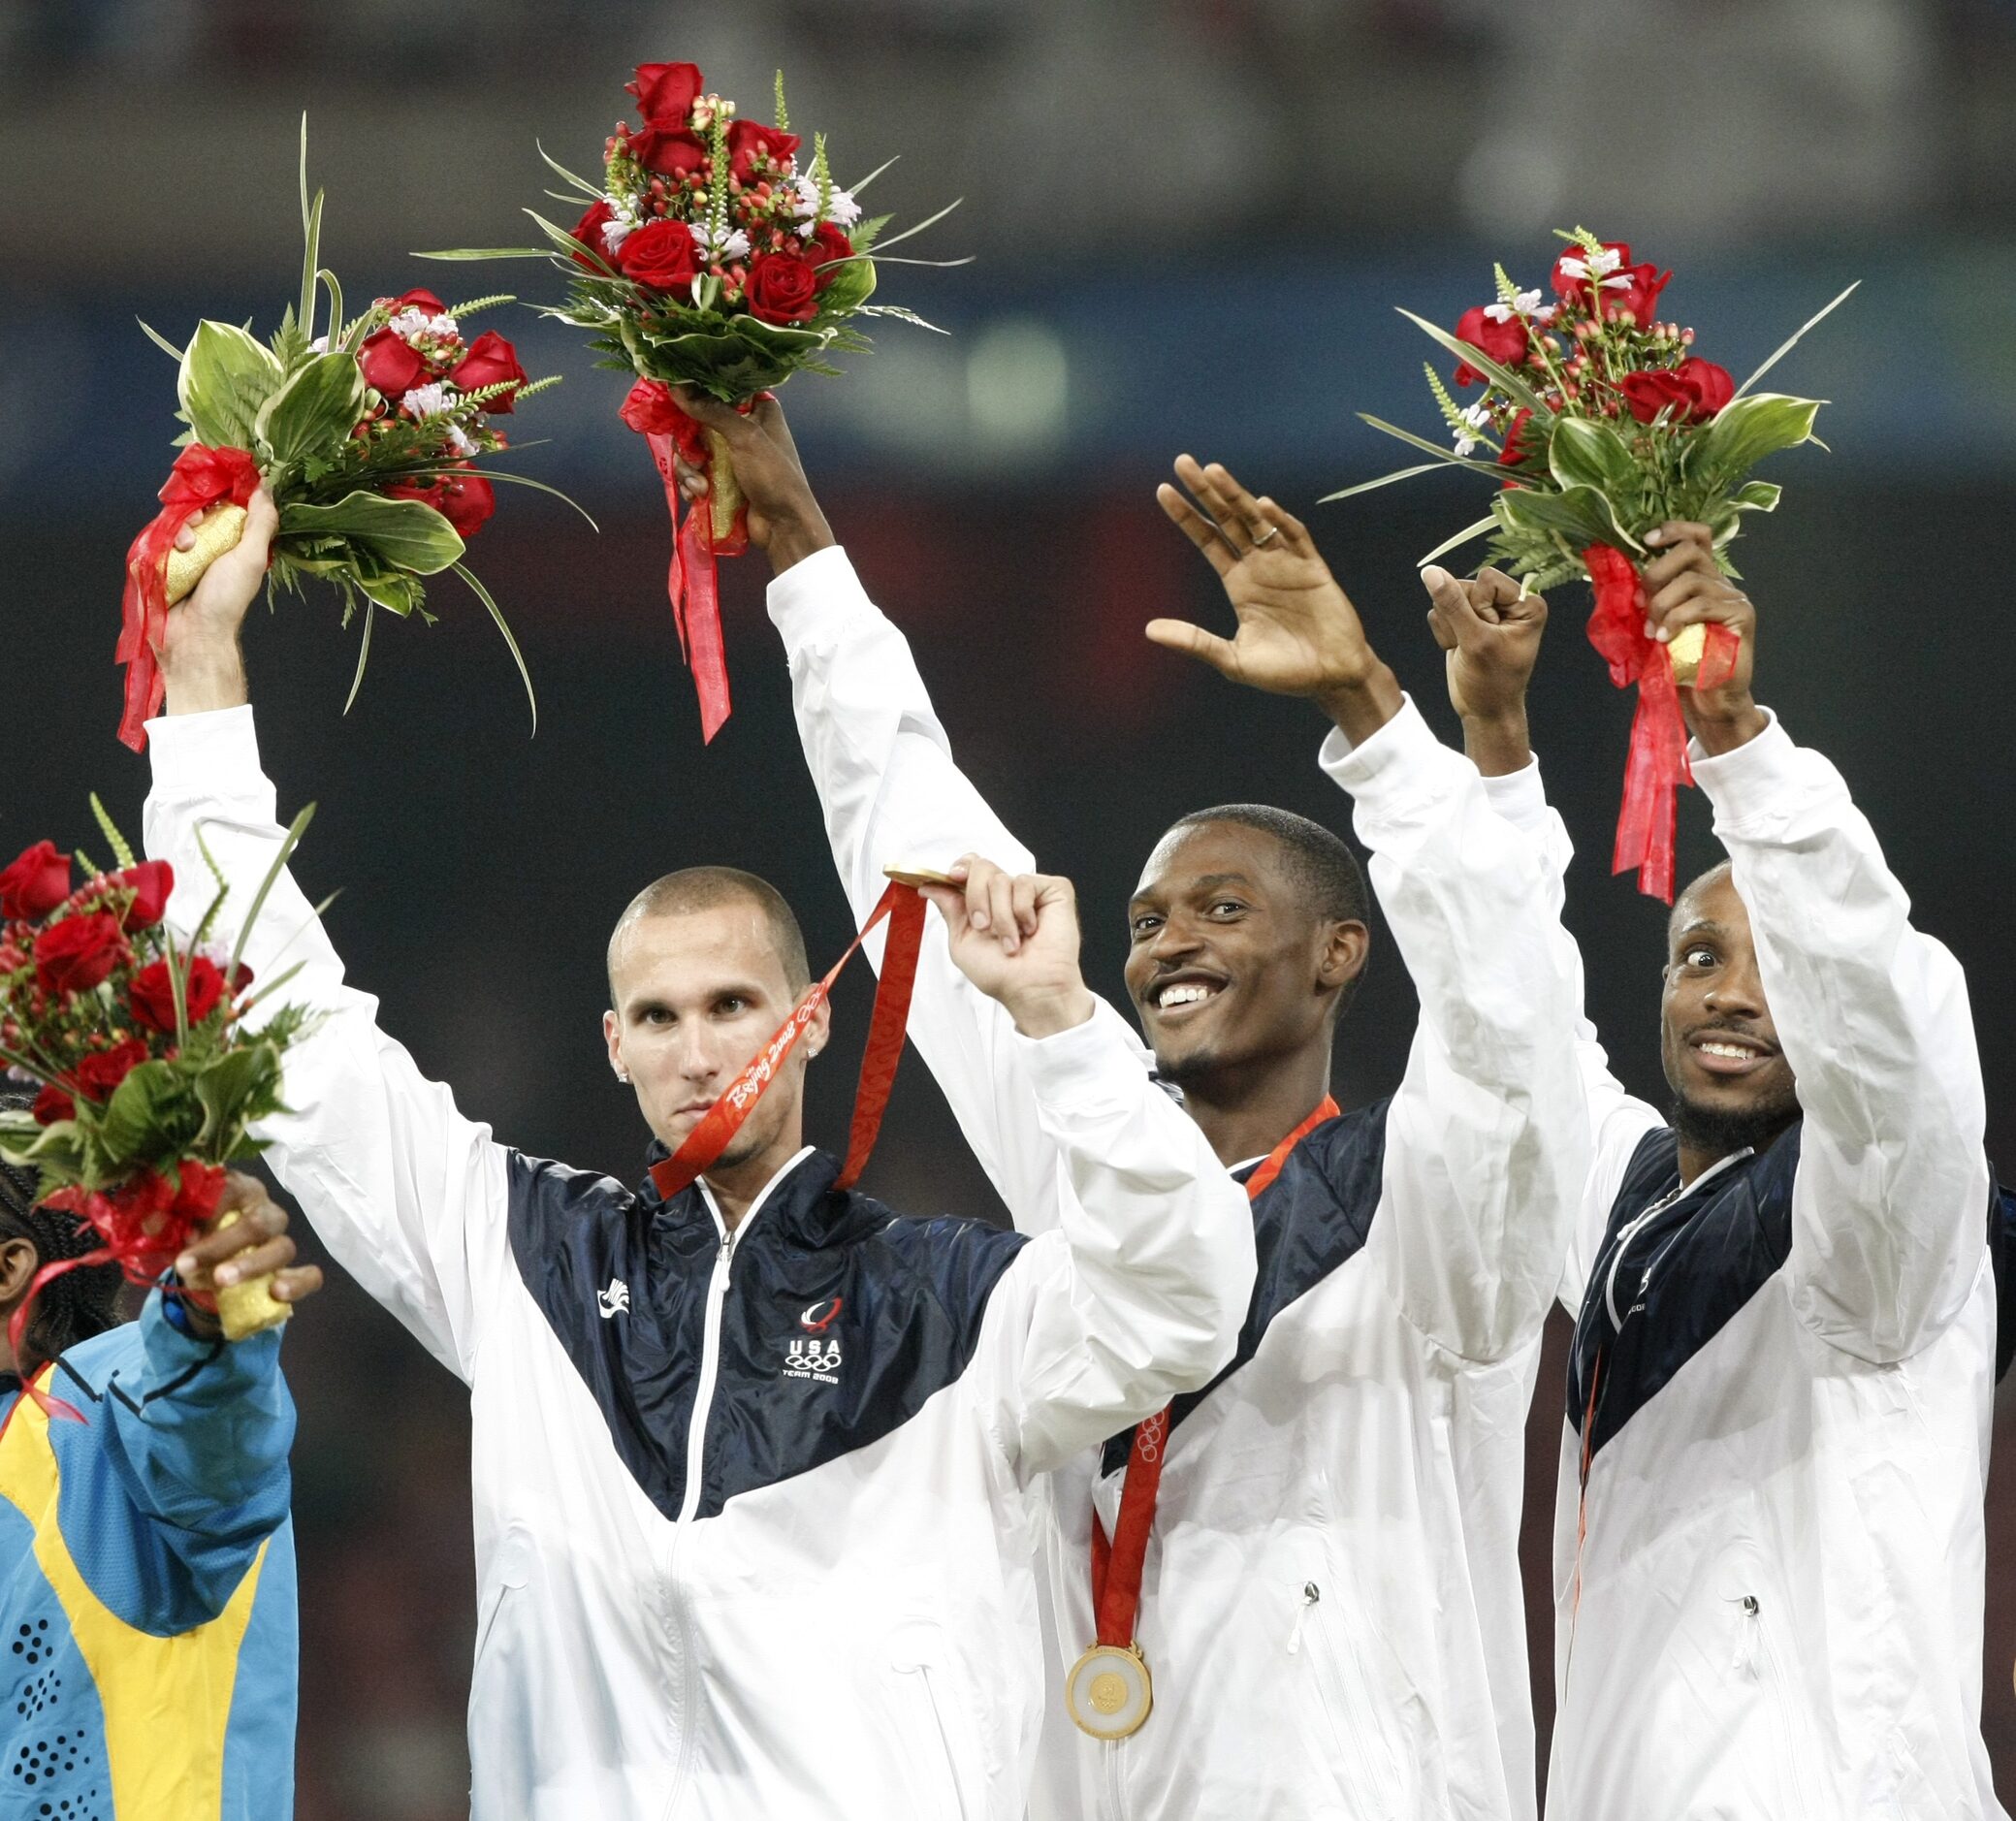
[137, 495, 1255, 1819]
[679, 394, 1591, 1820]
[1437, 523, 2002, 1819]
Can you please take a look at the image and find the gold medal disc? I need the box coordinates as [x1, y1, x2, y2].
[1067, 1643, 1152, 1740]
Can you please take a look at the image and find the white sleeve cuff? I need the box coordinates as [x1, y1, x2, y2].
[1013, 999, 1155, 1118]
[764, 545, 872, 647]
[1688, 710, 1814, 832]
[144, 704, 271, 807]
[1318, 694, 1468, 825]
[1479, 755, 1551, 836]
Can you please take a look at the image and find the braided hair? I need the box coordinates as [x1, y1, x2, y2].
[0, 1091, 125, 1373]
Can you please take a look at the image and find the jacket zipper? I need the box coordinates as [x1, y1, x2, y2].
[914, 1663, 970, 1820]
[661, 1151, 812, 1821]
[1290, 1581, 1402, 1815]
[1745, 1596, 1815, 1821]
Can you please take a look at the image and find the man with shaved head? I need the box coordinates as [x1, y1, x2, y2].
[137, 495, 1256, 1818]
[1433, 522, 2000, 1819]
[683, 395, 1591, 1820]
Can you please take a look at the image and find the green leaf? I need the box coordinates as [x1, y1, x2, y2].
[343, 603, 376, 712]
[1492, 483, 1624, 552]
[226, 803, 316, 990]
[1732, 479, 1782, 513]
[1394, 307, 1547, 416]
[859, 197, 963, 258]
[1734, 280, 1859, 401]
[1356, 413, 1512, 480]
[178, 321, 283, 449]
[88, 794, 136, 869]
[138, 317, 185, 363]
[1416, 515, 1497, 568]
[452, 561, 536, 734]
[535, 139, 605, 203]
[353, 562, 422, 618]
[412, 246, 554, 261]
[279, 493, 464, 575]
[818, 255, 877, 315]
[1696, 393, 1824, 479]
[255, 351, 365, 468]
[98, 1061, 199, 1168]
[193, 1043, 282, 1153]
[1319, 461, 1452, 503]
[1547, 417, 1638, 495]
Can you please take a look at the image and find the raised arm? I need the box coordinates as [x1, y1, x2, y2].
[673, 393, 1123, 1235]
[1433, 565, 1664, 1309]
[917, 866, 1254, 1474]
[1650, 527, 1989, 1361]
[59, 1175, 317, 1625]
[1151, 462, 1589, 1359]
[142, 494, 511, 1379]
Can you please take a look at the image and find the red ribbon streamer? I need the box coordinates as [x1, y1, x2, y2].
[649, 880, 928, 1203]
[117, 445, 262, 752]
[621, 379, 754, 745]
[10, 1160, 227, 1422]
[1582, 543, 1741, 903]
[1088, 1095, 1340, 1650]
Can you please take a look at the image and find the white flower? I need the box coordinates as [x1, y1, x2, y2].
[1453, 403, 1490, 458]
[310, 335, 329, 353]
[686, 221, 751, 260]
[1532, 304, 1556, 324]
[1484, 287, 1544, 323]
[1557, 245, 1625, 288]
[427, 312, 460, 339]
[600, 215, 633, 253]
[389, 306, 431, 339]
[790, 171, 861, 227]
[445, 424, 478, 458]
[400, 382, 452, 419]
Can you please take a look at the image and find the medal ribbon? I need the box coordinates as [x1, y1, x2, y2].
[649, 880, 928, 1202]
[1582, 542, 1740, 904]
[620, 379, 757, 746]
[1088, 1094, 1341, 1650]
[116, 445, 262, 752]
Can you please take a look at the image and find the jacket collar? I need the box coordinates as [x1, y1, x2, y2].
[638, 1143, 849, 1246]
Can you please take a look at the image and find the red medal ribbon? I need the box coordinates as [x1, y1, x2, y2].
[1582, 543, 1740, 903]
[620, 379, 757, 746]
[1088, 1094, 1341, 1650]
[650, 880, 928, 1202]
[117, 445, 262, 752]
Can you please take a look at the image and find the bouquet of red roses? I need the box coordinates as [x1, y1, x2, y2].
[426, 60, 960, 740]
[119, 125, 580, 753]
[1331, 229, 1854, 899]
[0, 800, 319, 1393]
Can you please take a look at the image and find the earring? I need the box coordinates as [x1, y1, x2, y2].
[616, 1070, 631, 1084]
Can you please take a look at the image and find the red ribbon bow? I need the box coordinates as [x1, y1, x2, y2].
[649, 880, 928, 1204]
[117, 445, 262, 752]
[1582, 543, 1740, 903]
[13, 1160, 227, 1422]
[621, 379, 758, 745]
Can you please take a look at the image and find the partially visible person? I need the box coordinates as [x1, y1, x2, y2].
[0, 1120, 321, 1820]
[1433, 527, 2004, 1820]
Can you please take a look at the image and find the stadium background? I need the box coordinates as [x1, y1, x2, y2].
[4, 1, 2014, 1810]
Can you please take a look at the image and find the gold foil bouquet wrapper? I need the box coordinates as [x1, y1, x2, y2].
[705, 430, 744, 544]
[163, 504, 249, 607]
[212, 1205, 291, 1341]
[1667, 623, 1710, 687]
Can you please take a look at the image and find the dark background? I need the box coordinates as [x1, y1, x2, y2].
[4, 2, 2014, 1813]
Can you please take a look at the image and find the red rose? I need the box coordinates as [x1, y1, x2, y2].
[805, 224, 854, 289]
[0, 842, 71, 920]
[1497, 407, 1534, 468]
[386, 288, 447, 315]
[1452, 305, 1528, 388]
[627, 124, 709, 179]
[451, 331, 528, 413]
[619, 219, 701, 293]
[745, 251, 819, 326]
[30, 1084, 73, 1127]
[113, 860, 173, 933]
[727, 120, 801, 182]
[129, 954, 225, 1033]
[1552, 240, 1631, 302]
[74, 1037, 149, 1105]
[33, 911, 124, 997]
[1620, 357, 1735, 426]
[570, 200, 617, 270]
[1603, 261, 1672, 328]
[359, 327, 429, 399]
[627, 61, 704, 126]
[435, 472, 496, 540]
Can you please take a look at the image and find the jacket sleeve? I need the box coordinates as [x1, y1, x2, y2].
[58, 1294, 294, 1627]
[1320, 700, 1591, 1361]
[1691, 712, 1989, 1362]
[983, 1012, 1257, 1479]
[143, 706, 512, 1382]
[1479, 758, 1666, 1313]
[769, 546, 1146, 1236]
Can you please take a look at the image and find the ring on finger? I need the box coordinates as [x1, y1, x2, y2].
[1251, 525, 1280, 548]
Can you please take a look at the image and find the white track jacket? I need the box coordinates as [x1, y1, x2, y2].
[769, 547, 1591, 1821]
[1485, 719, 2001, 1820]
[144, 705, 1256, 1821]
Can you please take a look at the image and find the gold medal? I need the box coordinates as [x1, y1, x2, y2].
[1067, 1643, 1153, 1740]
[881, 864, 961, 890]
